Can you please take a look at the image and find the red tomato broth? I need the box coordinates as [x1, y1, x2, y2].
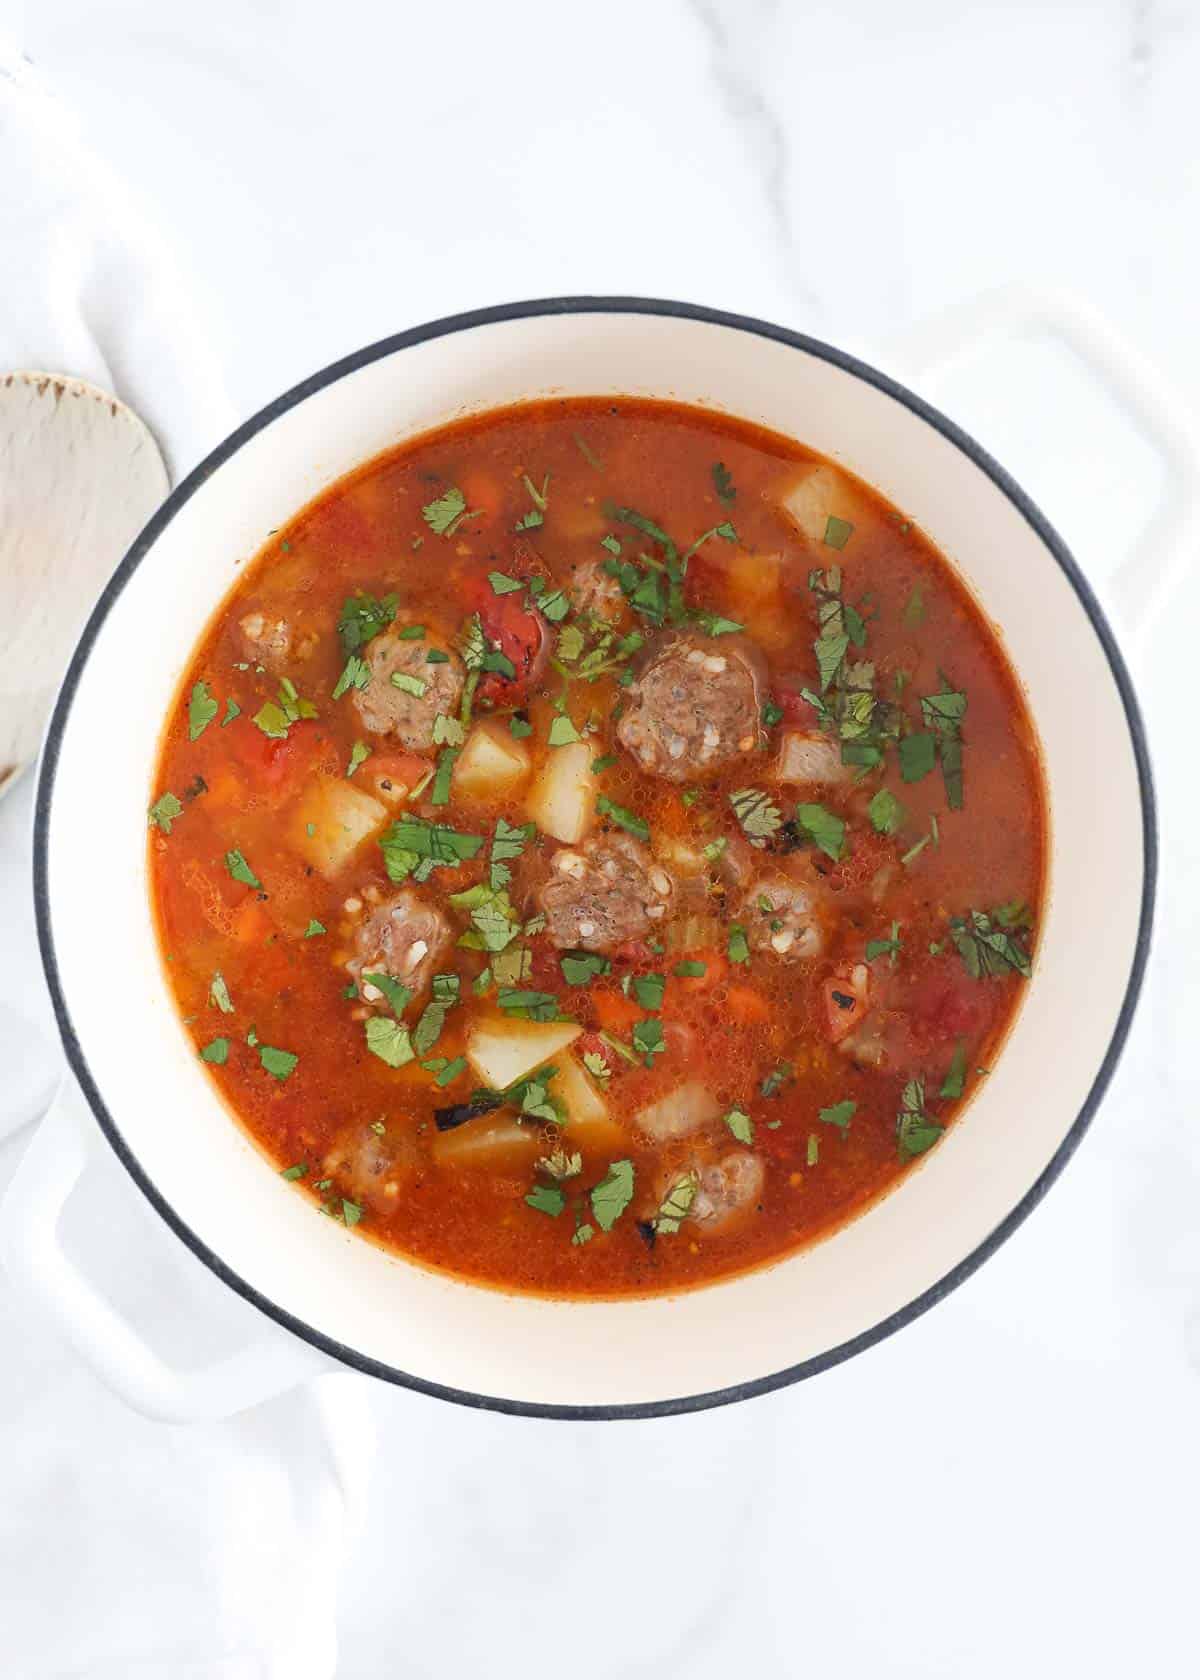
[149, 398, 1045, 1297]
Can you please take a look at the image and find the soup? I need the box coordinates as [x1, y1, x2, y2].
[148, 398, 1045, 1296]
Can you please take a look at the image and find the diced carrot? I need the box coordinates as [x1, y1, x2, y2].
[590, 988, 643, 1032]
[457, 470, 502, 530]
[726, 984, 771, 1025]
[231, 899, 273, 944]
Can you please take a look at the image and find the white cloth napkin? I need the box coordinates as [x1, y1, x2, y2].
[0, 48, 371, 1680]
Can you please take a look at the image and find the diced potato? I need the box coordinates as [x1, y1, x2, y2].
[772, 729, 852, 787]
[779, 462, 876, 549]
[525, 740, 597, 844]
[723, 550, 788, 650]
[554, 1055, 627, 1154]
[466, 1016, 583, 1090]
[452, 719, 532, 801]
[634, 1080, 720, 1142]
[432, 1114, 539, 1171]
[289, 777, 387, 878]
[653, 834, 709, 876]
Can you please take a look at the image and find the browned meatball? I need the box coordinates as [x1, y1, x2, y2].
[654, 1151, 765, 1234]
[238, 610, 316, 671]
[566, 556, 627, 622]
[535, 834, 675, 953]
[736, 872, 827, 962]
[616, 632, 766, 782]
[322, 1120, 419, 1209]
[352, 626, 463, 749]
[345, 889, 452, 1000]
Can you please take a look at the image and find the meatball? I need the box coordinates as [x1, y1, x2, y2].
[323, 1121, 419, 1208]
[737, 872, 826, 962]
[535, 834, 675, 953]
[657, 1151, 765, 1234]
[238, 610, 316, 670]
[616, 632, 765, 782]
[345, 889, 452, 999]
[352, 627, 464, 749]
[566, 556, 627, 622]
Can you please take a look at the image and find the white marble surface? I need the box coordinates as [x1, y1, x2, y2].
[2, 2, 1199, 1675]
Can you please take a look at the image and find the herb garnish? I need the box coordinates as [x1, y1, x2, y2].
[224, 849, 262, 889]
[896, 1078, 943, 1158]
[712, 461, 736, 505]
[422, 487, 482, 538]
[365, 1015, 414, 1067]
[949, 906, 1032, 979]
[595, 795, 649, 842]
[188, 680, 218, 741]
[259, 1045, 298, 1082]
[724, 1107, 754, 1144]
[590, 1159, 635, 1231]
[653, 1172, 698, 1235]
[729, 787, 782, 843]
[819, 1098, 856, 1132]
[149, 792, 184, 834]
[794, 802, 845, 861]
[338, 590, 397, 652]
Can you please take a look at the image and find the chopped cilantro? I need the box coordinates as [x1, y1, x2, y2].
[868, 787, 904, 835]
[897, 1078, 943, 1159]
[346, 741, 371, 777]
[332, 655, 371, 699]
[200, 1037, 229, 1064]
[949, 908, 1032, 979]
[595, 795, 649, 842]
[224, 849, 262, 889]
[148, 792, 183, 834]
[188, 680, 218, 741]
[728, 924, 751, 966]
[940, 1040, 968, 1100]
[794, 803, 845, 861]
[422, 486, 480, 537]
[762, 701, 784, 729]
[724, 1107, 754, 1144]
[807, 1133, 820, 1166]
[824, 515, 854, 549]
[632, 1018, 665, 1065]
[510, 714, 534, 739]
[390, 671, 427, 698]
[222, 697, 241, 726]
[259, 1045, 298, 1081]
[280, 1163, 307, 1181]
[819, 1098, 856, 1132]
[653, 1172, 698, 1235]
[632, 973, 666, 1011]
[362, 972, 412, 1015]
[712, 461, 736, 505]
[898, 732, 936, 783]
[548, 714, 580, 747]
[338, 591, 397, 653]
[525, 1183, 566, 1217]
[365, 1016, 414, 1067]
[673, 960, 706, 978]
[590, 1159, 635, 1231]
[488, 571, 523, 595]
[761, 1063, 791, 1098]
[729, 787, 782, 842]
[561, 951, 611, 985]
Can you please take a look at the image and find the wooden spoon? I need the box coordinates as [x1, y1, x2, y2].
[0, 371, 168, 798]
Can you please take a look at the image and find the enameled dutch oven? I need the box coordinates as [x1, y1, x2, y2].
[3, 297, 1164, 1421]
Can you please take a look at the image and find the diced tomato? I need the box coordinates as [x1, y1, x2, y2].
[462, 544, 551, 704]
[576, 1031, 612, 1074]
[910, 976, 990, 1044]
[776, 684, 820, 728]
[226, 718, 328, 791]
[526, 939, 564, 991]
[457, 469, 501, 530]
[823, 963, 871, 1042]
[610, 939, 656, 971]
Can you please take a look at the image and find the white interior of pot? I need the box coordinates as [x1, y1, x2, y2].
[43, 310, 1144, 1407]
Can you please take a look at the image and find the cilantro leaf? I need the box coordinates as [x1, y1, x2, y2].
[224, 849, 262, 889]
[824, 515, 854, 549]
[632, 1018, 665, 1065]
[868, 788, 904, 835]
[365, 1016, 414, 1067]
[548, 714, 580, 747]
[304, 919, 325, 938]
[729, 787, 782, 842]
[949, 908, 1032, 979]
[362, 972, 412, 1015]
[561, 951, 611, 986]
[259, 1045, 298, 1081]
[632, 973, 666, 1011]
[728, 924, 751, 966]
[590, 1159, 635, 1231]
[723, 1107, 754, 1144]
[819, 1098, 856, 1132]
[489, 571, 523, 595]
[346, 740, 371, 777]
[525, 1183, 566, 1217]
[712, 461, 736, 506]
[794, 803, 845, 860]
[898, 733, 936, 783]
[422, 486, 480, 537]
[199, 1037, 229, 1065]
[653, 1171, 698, 1235]
[338, 591, 397, 652]
[148, 792, 184, 834]
[596, 795, 649, 842]
[897, 1078, 943, 1159]
[188, 680, 218, 741]
[940, 1039, 968, 1100]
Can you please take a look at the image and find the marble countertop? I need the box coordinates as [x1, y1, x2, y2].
[2, 2, 1198, 1675]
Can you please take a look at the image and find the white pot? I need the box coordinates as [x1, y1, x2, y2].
[5, 296, 1167, 1420]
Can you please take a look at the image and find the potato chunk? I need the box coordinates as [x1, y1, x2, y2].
[525, 740, 597, 844]
[554, 1055, 627, 1154]
[432, 1115, 538, 1171]
[452, 719, 532, 801]
[779, 463, 876, 548]
[289, 778, 387, 878]
[466, 1016, 583, 1090]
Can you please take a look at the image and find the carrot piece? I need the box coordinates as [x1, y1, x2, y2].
[590, 988, 643, 1032]
[457, 470, 502, 530]
[231, 899, 273, 944]
[725, 984, 771, 1025]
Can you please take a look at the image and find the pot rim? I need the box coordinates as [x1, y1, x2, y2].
[31, 295, 1158, 1420]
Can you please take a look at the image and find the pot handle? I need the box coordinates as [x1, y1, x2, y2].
[888, 286, 1200, 642]
[0, 1077, 334, 1422]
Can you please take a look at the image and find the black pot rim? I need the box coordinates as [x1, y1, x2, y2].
[32, 295, 1157, 1421]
